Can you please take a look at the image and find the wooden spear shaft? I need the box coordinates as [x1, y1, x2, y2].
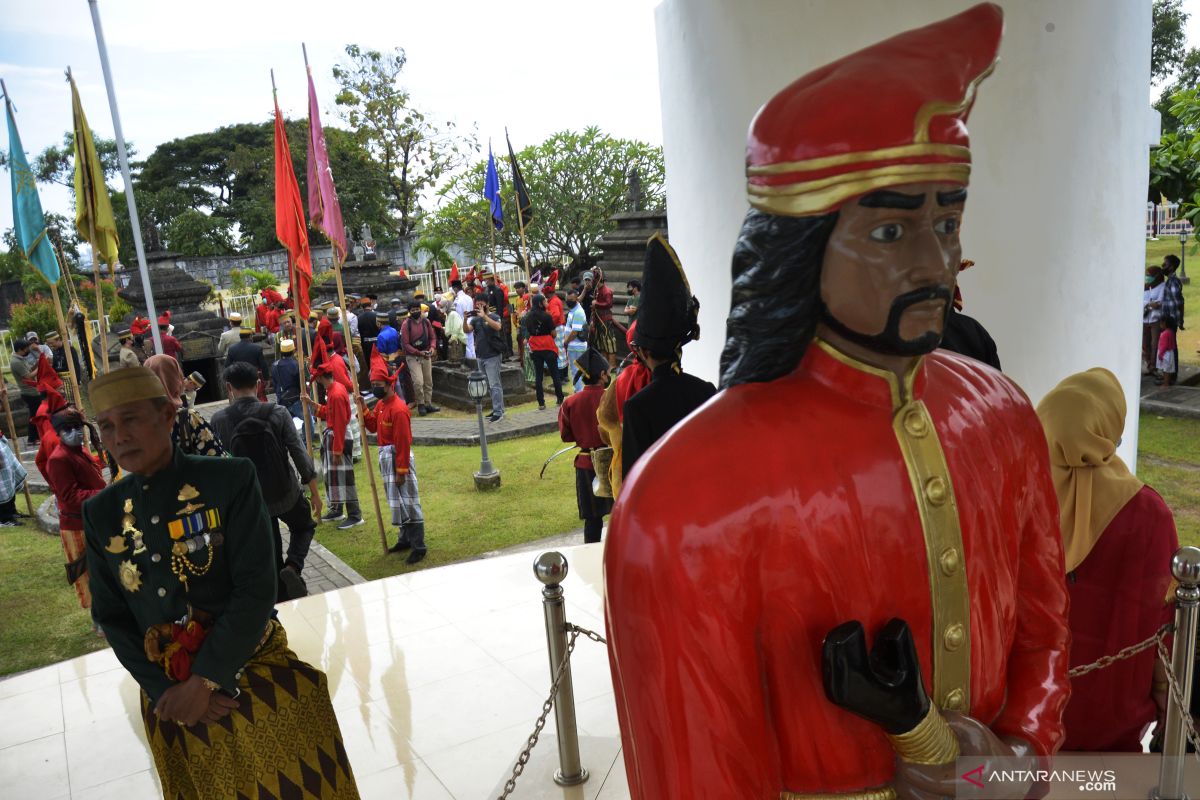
[50, 244, 85, 411]
[332, 252, 387, 553]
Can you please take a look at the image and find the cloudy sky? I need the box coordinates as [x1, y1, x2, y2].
[1, 0, 1197, 252]
[0, 0, 662, 244]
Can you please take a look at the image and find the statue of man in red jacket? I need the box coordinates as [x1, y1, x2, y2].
[604, 5, 1069, 799]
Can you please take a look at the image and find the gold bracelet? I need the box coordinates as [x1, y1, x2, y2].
[199, 677, 221, 693]
[887, 705, 960, 765]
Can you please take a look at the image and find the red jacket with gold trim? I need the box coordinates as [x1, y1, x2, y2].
[604, 342, 1069, 797]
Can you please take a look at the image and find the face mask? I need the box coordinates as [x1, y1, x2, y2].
[371, 386, 389, 399]
[60, 428, 84, 447]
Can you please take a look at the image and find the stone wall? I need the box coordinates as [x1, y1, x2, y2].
[172, 241, 418, 290]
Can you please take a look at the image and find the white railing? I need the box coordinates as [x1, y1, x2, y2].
[1148, 201, 1195, 238]
[411, 264, 526, 301]
[87, 316, 112, 341]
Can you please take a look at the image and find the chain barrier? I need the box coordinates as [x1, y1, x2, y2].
[500, 618, 1190, 798]
[496, 623, 607, 800]
[1068, 623, 1175, 678]
[1155, 635, 1200, 764]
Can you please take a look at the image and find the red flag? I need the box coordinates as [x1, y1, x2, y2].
[35, 354, 62, 393]
[306, 69, 347, 260]
[274, 98, 312, 319]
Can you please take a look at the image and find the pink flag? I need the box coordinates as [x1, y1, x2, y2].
[306, 70, 347, 260]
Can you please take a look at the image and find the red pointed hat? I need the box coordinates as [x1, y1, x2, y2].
[746, 2, 1003, 217]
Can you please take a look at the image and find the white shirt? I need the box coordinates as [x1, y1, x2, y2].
[1144, 283, 1165, 323]
[454, 290, 474, 319]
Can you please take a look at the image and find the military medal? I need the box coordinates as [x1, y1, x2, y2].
[105, 535, 128, 554]
[175, 501, 205, 516]
[122, 498, 145, 555]
[177, 484, 200, 502]
[119, 560, 142, 593]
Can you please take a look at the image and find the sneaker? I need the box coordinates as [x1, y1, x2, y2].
[0, 520, 17, 528]
[321, 509, 344, 522]
[405, 548, 427, 565]
[489, 413, 505, 423]
[388, 537, 412, 554]
[426, 405, 441, 413]
[279, 565, 308, 599]
[538, 404, 546, 411]
[337, 517, 365, 530]
[418, 405, 428, 416]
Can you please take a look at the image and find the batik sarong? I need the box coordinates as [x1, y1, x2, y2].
[142, 620, 359, 799]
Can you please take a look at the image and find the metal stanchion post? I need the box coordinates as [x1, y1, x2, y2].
[1157, 546, 1200, 800]
[533, 551, 588, 787]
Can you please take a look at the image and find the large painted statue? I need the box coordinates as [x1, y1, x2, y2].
[604, 5, 1070, 798]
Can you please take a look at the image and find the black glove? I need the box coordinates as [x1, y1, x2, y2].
[822, 617, 930, 735]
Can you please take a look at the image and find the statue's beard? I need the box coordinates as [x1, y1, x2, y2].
[821, 286, 953, 357]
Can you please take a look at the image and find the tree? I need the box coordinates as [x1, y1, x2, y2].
[411, 234, 455, 273]
[0, 129, 127, 187]
[131, 117, 392, 255]
[425, 127, 664, 273]
[1154, 0, 1190, 83]
[164, 209, 236, 256]
[332, 44, 479, 238]
[1151, 88, 1200, 223]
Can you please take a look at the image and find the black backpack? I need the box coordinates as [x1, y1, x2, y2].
[229, 404, 292, 505]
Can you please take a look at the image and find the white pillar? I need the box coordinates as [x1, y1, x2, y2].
[656, 0, 1153, 466]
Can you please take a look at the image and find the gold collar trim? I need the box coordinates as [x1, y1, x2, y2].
[813, 338, 921, 409]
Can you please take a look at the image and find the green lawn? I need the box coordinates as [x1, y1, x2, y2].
[1145, 236, 1199, 368]
[314, 430, 581, 580]
[1137, 414, 1200, 547]
[0, 494, 110, 676]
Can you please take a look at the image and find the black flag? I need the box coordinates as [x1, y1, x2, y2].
[506, 130, 534, 229]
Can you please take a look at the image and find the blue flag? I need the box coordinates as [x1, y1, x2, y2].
[484, 143, 503, 231]
[5, 97, 60, 285]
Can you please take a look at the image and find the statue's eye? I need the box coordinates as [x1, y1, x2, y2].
[869, 223, 904, 243]
[934, 217, 960, 235]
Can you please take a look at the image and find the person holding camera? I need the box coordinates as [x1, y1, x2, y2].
[465, 299, 506, 422]
[563, 287, 589, 393]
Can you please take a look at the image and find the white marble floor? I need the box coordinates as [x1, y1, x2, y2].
[0, 543, 628, 800]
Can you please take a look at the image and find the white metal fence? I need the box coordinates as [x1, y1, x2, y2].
[1148, 201, 1194, 238]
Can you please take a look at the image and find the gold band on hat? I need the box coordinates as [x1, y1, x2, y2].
[90, 367, 168, 414]
[747, 163, 970, 217]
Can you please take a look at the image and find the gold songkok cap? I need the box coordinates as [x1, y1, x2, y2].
[91, 366, 168, 414]
[280, 338, 296, 353]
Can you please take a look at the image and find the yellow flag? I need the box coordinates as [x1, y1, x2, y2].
[70, 73, 120, 270]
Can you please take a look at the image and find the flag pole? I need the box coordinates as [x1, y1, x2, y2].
[85, 1, 163, 355]
[333, 250, 387, 553]
[50, 243, 86, 411]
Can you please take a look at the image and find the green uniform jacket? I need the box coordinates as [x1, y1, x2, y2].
[82, 448, 275, 703]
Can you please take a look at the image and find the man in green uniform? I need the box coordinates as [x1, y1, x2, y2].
[83, 366, 359, 799]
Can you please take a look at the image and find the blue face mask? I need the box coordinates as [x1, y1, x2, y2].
[60, 428, 84, 448]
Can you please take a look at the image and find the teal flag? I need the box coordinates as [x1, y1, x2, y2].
[5, 97, 60, 284]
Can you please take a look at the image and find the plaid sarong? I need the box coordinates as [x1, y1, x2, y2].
[321, 427, 358, 505]
[0, 436, 27, 503]
[378, 445, 423, 525]
[554, 325, 567, 369]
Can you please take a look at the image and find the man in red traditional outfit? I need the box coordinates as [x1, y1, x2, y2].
[360, 356, 426, 563]
[604, 5, 1069, 799]
[303, 362, 361, 529]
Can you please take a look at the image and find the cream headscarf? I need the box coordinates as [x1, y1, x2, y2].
[1036, 368, 1144, 572]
